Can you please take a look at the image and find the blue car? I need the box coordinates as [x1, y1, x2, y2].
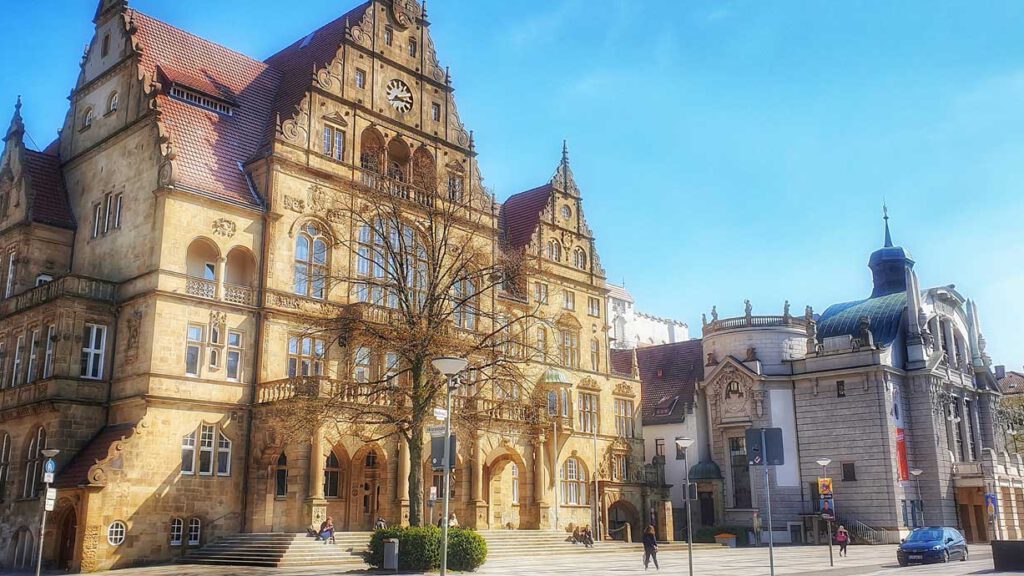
[896, 527, 968, 566]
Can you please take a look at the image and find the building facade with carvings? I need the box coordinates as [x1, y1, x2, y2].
[0, 1, 657, 572]
[693, 219, 1018, 546]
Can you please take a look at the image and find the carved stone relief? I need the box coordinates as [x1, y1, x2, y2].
[212, 218, 236, 237]
[283, 195, 306, 213]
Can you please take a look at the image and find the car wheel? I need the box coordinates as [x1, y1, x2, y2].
[961, 547, 968, 561]
[942, 550, 949, 563]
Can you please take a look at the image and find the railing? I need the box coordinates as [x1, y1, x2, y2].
[356, 166, 449, 209]
[223, 283, 255, 306]
[703, 314, 809, 334]
[850, 519, 901, 545]
[186, 277, 216, 299]
[953, 461, 983, 476]
[1, 275, 116, 317]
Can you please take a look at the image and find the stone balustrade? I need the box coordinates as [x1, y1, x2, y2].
[703, 314, 810, 335]
[0, 274, 116, 318]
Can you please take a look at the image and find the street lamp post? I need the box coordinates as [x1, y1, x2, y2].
[816, 458, 833, 568]
[675, 438, 695, 576]
[910, 468, 924, 527]
[36, 448, 60, 576]
[432, 357, 468, 576]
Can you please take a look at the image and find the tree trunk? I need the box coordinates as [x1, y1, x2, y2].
[408, 421, 425, 526]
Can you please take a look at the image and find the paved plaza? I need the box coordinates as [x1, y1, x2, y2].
[25, 544, 1000, 576]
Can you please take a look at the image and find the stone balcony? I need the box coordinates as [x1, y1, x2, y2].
[0, 274, 116, 318]
[185, 276, 257, 306]
[953, 448, 1024, 488]
[702, 313, 810, 335]
[0, 376, 108, 413]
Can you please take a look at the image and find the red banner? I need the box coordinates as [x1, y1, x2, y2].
[896, 428, 909, 481]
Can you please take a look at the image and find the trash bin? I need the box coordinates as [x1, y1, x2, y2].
[383, 538, 399, 571]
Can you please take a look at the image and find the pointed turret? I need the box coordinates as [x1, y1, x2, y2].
[868, 206, 914, 298]
[549, 140, 579, 197]
[4, 96, 25, 145]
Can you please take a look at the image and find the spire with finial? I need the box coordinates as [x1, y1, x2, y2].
[883, 202, 893, 248]
[421, 0, 428, 19]
[4, 95, 25, 144]
[562, 139, 569, 166]
[549, 139, 579, 197]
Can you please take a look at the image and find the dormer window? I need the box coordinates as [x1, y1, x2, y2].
[168, 86, 233, 116]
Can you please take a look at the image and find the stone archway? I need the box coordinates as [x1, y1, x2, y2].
[484, 446, 531, 530]
[350, 444, 388, 531]
[608, 499, 640, 541]
[56, 505, 78, 570]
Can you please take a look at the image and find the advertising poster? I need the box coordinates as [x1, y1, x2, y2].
[892, 384, 909, 481]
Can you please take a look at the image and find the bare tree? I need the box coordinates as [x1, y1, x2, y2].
[261, 176, 548, 526]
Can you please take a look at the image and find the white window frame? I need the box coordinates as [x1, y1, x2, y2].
[186, 324, 204, 377]
[5, 251, 15, 297]
[12, 334, 25, 386]
[355, 68, 366, 89]
[198, 424, 215, 476]
[226, 331, 242, 382]
[511, 463, 520, 504]
[92, 203, 102, 238]
[579, 392, 599, 433]
[103, 193, 112, 234]
[588, 296, 600, 317]
[170, 518, 183, 546]
[534, 282, 548, 304]
[431, 102, 441, 122]
[288, 336, 325, 377]
[187, 518, 201, 545]
[216, 430, 231, 476]
[81, 324, 107, 380]
[113, 193, 122, 229]
[25, 329, 38, 384]
[181, 430, 196, 475]
[562, 289, 575, 310]
[107, 521, 126, 546]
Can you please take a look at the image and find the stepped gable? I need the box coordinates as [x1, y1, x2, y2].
[22, 149, 75, 229]
[499, 184, 551, 250]
[129, 9, 281, 206]
[263, 2, 370, 143]
[636, 340, 703, 424]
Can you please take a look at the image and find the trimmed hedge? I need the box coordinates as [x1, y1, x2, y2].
[368, 526, 488, 571]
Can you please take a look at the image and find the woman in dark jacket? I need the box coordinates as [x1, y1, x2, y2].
[642, 525, 659, 570]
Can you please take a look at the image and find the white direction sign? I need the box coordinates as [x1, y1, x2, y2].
[433, 407, 448, 421]
[43, 472, 54, 484]
[44, 487, 57, 511]
[45, 498, 56, 511]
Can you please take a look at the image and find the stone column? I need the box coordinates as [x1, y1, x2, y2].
[216, 256, 227, 300]
[534, 435, 550, 529]
[306, 429, 326, 529]
[398, 436, 410, 525]
[958, 397, 972, 461]
[470, 433, 486, 528]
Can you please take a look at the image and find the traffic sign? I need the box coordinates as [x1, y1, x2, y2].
[746, 428, 785, 466]
[433, 407, 448, 421]
[44, 458, 57, 474]
[43, 472, 54, 484]
[430, 434, 456, 471]
[45, 497, 56, 511]
[46, 487, 56, 500]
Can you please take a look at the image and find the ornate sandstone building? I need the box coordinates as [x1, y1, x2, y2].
[0, 1, 658, 571]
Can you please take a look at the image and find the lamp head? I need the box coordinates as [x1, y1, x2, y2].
[815, 458, 831, 467]
[41, 449, 60, 458]
[910, 468, 923, 477]
[432, 356, 468, 377]
[675, 437, 695, 451]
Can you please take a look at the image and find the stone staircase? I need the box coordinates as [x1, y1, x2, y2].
[182, 531, 371, 568]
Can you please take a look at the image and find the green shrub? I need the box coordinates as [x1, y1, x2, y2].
[368, 526, 486, 571]
[447, 528, 488, 571]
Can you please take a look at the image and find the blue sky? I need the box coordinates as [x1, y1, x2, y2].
[2, 1, 1022, 370]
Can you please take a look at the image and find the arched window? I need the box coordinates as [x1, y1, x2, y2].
[324, 451, 341, 498]
[590, 338, 600, 372]
[453, 276, 477, 330]
[560, 388, 570, 418]
[547, 240, 561, 262]
[725, 381, 742, 399]
[108, 92, 119, 114]
[275, 452, 288, 497]
[511, 463, 520, 504]
[573, 247, 587, 270]
[560, 457, 587, 506]
[360, 127, 385, 175]
[170, 518, 184, 546]
[12, 527, 34, 569]
[412, 147, 437, 192]
[294, 223, 328, 299]
[82, 108, 95, 129]
[561, 205, 571, 220]
[387, 138, 411, 183]
[187, 518, 201, 545]
[107, 520, 127, 546]
[0, 432, 10, 502]
[22, 426, 45, 499]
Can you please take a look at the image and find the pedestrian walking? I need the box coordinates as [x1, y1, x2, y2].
[642, 525, 659, 570]
[836, 525, 850, 557]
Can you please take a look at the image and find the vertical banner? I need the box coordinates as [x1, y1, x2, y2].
[986, 493, 999, 520]
[892, 384, 909, 481]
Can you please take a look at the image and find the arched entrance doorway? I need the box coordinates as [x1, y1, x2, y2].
[350, 446, 387, 530]
[57, 507, 78, 569]
[485, 450, 529, 530]
[608, 500, 640, 541]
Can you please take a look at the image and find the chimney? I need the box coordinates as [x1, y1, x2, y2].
[995, 365, 1006, 380]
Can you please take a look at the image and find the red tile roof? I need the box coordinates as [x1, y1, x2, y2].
[130, 10, 281, 206]
[54, 423, 137, 489]
[22, 149, 75, 229]
[1000, 371, 1024, 396]
[636, 340, 704, 423]
[609, 348, 634, 377]
[264, 3, 369, 145]
[499, 184, 551, 250]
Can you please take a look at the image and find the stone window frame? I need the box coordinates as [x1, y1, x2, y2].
[0, 339, 6, 389]
[578, 391, 599, 433]
[590, 338, 600, 372]
[614, 398, 635, 438]
[560, 457, 588, 506]
[562, 289, 575, 311]
[275, 452, 288, 498]
[559, 328, 579, 369]
[534, 282, 549, 305]
[81, 323, 107, 380]
[384, 26, 394, 46]
[510, 462, 520, 505]
[355, 68, 367, 89]
[185, 324, 205, 377]
[226, 330, 243, 382]
[187, 518, 201, 546]
[322, 124, 346, 162]
[836, 380, 846, 398]
[324, 451, 343, 499]
[107, 520, 127, 546]
[293, 222, 330, 300]
[288, 335, 325, 378]
[431, 102, 441, 122]
[181, 423, 232, 477]
[587, 296, 600, 317]
[25, 327, 39, 384]
[170, 518, 183, 546]
[12, 333, 25, 387]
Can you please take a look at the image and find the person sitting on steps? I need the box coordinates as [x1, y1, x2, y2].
[316, 516, 335, 544]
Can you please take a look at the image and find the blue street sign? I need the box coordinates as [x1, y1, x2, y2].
[44, 458, 56, 474]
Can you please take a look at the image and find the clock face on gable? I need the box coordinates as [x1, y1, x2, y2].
[386, 79, 413, 113]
